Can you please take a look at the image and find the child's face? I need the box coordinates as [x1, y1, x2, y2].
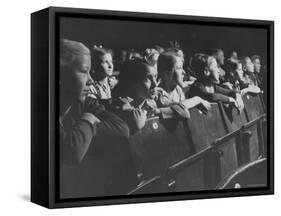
[163, 56, 185, 89]
[97, 53, 114, 77]
[136, 66, 158, 100]
[244, 57, 254, 73]
[236, 63, 243, 76]
[253, 58, 261, 73]
[63, 54, 92, 103]
[173, 57, 185, 87]
[208, 58, 220, 83]
[231, 52, 238, 60]
[177, 50, 185, 63]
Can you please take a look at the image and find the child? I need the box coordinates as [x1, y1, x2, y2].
[251, 55, 263, 88]
[112, 59, 193, 183]
[113, 59, 192, 134]
[212, 48, 226, 83]
[157, 53, 210, 113]
[241, 56, 259, 86]
[60, 39, 137, 197]
[189, 53, 244, 111]
[224, 59, 261, 95]
[165, 48, 197, 90]
[60, 39, 101, 164]
[88, 46, 114, 100]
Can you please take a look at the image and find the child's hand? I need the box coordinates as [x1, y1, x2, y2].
[197, 99, 211, 115]
[236, 94, 245, 112]
[122, 102, 133, 111]
[140, 109, 148, 119]
[200, 99, 211, 111]
[248, 85, 261, 94]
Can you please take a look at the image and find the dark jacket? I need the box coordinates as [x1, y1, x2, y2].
[189, 81, 237, 103]
[59, 98, 138, 198]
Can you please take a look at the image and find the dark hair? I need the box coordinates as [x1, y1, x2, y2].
[157, 53, 178, 80]
[240, 56, 251, 68]
[190, 53, 208, 78]
[117, 59, 152, 97]
[251, 55, 261, 62]
[224, 59, 239, 72]
[189, 53, 215, 81]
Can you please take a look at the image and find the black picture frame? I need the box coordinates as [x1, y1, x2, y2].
[31, 6, 274, 208]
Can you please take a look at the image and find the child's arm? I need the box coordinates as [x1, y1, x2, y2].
[113, 98, 147, 134]
[60, 113, 100, 164]
[155, 104, 190, 119]
[155, 93, 190, 119]
[190, 82, 232, 103]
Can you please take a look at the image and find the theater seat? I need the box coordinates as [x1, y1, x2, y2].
[243, 93, 265, 121]
[221, 103, 248, 131]
[187, 103, 226, 152]
[243, 93, 266, 161]
[221, 95, 264, 163]
[127, 176, 168, 195]
[166, 104, 239, 191]
[243, 93, 266, 160]
[129, 95, 267, 194]
[129, 117, 193, 180]
[216, 158, 267, 189]
[167, 152, 207, 192]
[190, 104, 238, 180]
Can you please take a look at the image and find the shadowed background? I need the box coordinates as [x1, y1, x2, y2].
[60, 16, 267, 64]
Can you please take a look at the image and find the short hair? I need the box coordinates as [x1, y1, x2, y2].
[157, 53, 178, 80]
[212, 48, 224, 56]
[118, 59, 152, 96]
[224, 59, 239, 72]
[91, 46, 113, 68]
[251, 55, 261, 62]
[190, 53, 215, 80]
[60, 39, 90, 67]
[240, 56, 251, 67]
[166, 47, 184, 59]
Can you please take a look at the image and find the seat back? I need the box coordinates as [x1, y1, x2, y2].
[129, 117, 192, 180]
[216, 158, 267, 189]
[129, 95, 267, 193]
[242, 93, 266, 160]
[243, 93, 265, 121]
[187, 103, 227, 152]
[222, 104, 248, 131]
[167, 103, 239, 191]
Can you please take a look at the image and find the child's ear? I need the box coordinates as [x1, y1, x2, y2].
[204, 68, 210, 76]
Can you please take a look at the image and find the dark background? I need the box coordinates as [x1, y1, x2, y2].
[60, 16, 267, 63]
